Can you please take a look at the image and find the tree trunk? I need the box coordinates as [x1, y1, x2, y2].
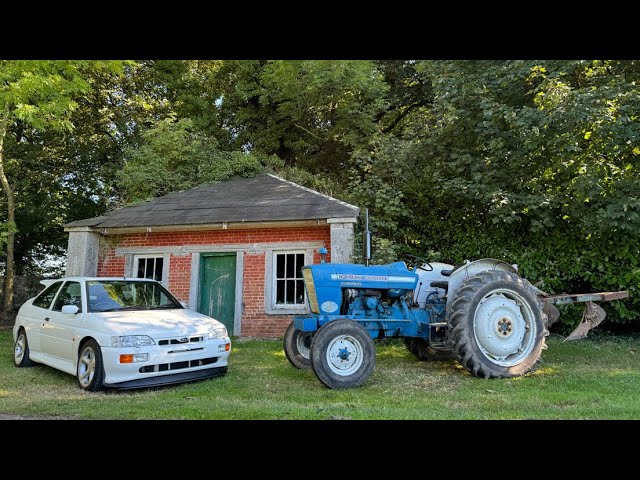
[0, 110, 15, 323]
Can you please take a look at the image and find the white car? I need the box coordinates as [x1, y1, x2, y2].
[13, 277, 231, 391]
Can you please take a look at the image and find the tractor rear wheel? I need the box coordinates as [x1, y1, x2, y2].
[448, 270, 547, 378]
[403, 337, 454, 361]
[310, 320, 376, 389]
[283, 321, 313, 369]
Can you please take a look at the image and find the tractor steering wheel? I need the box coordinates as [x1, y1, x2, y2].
[401, 253, 433, 272]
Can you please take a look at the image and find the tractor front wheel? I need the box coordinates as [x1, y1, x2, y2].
[403, 337, 454, 361]
[310, 320, 375, 389]
[283, 322, 313, 369]
[448, 270, 547, 378]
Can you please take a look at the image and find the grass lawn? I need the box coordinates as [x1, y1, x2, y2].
[1, 328, 639, 419]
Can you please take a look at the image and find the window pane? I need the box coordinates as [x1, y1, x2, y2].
[145, 258, 155, 279]
[276, 280, 285, 304]
[136, 257, 163, 281]
[296, 254, 304, 278]
[137, 259, 146, 278]
[286, 253, 294, 278]
[296, 280, 304, 304]
[154, 258, 164, 281]
[276, 254, 285, 278]
[87, 280, 181, 312]
[285, 280, 295, 304]
[33, 282, 63, 309]
[53, 282, 82, 312]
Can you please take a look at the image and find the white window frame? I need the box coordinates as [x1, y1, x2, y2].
[132, 254, 169, 287]
[266, 249, 311, 314]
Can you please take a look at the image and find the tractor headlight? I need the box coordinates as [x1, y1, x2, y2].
[302, 267, 319, 313]
[209, 325, 228, 339]
[111, 335, 155, 348]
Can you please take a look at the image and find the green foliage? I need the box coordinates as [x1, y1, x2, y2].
[259, 60, 640, 326]
[191, 60, 389, 174]
[0, 220, 16, 257]
[0, 61, 123, 130]
[0, 61, 127, 274]
[118, 116, 265, 203]
[396, 60, 640, 326]
[4, 59, 640, 329]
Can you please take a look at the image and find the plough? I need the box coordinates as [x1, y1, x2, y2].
[539, 290, 629, 341]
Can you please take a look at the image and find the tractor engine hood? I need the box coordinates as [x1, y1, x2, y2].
[305, 262, 418, 290]
[302, 262, 418, 315]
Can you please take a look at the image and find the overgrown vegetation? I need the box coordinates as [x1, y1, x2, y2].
[1, 330, 639, 419]
[1, 60, 638, 327]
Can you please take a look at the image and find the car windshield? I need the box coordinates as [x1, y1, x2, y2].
[87, 280, 183, 313]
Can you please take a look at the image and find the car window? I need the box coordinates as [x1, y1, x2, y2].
[32, 281, 63, 309]
[87, 280, 183, 312]
[52, 281, 83, 312]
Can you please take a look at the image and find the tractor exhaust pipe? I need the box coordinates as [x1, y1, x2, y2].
[363, 208, 371, 267]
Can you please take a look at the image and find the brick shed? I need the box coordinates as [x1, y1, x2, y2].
[63, 175, 359, 337]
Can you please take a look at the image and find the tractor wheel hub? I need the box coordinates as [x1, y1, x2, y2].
[474, 293, 526, 358]
[496, 317, 514, 337]
[326, 334, 364, 376]
[337, 347, 350, 360]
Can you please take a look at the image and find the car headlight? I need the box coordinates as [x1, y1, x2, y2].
[208, 325, 228, 339]
[111, 335, 155, 348]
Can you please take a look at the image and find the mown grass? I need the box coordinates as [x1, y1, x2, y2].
[1, 329, 639, 419]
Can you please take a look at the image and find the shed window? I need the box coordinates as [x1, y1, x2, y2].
[273, 252, 306, 307]
[134, 256, 164, 281]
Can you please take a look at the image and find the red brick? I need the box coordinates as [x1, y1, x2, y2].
[97, 226, 331, 337]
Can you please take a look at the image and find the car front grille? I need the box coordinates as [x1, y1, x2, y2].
[158, 336, 204, 346]
[139, 356, 219, 373]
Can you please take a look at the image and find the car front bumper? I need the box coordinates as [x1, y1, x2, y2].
[101, 337, 231, 388]
[104, 366, 228, 390]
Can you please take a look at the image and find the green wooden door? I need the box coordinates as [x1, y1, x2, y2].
[199, 254, 237, 334]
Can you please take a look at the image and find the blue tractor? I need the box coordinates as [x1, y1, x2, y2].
[284, 251, 548, 388]
[284, 212, 628, 389]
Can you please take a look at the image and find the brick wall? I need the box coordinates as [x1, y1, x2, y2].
[96, 226, 331, 337]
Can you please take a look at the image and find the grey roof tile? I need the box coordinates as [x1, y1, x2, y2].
[65, 175, 359, 229]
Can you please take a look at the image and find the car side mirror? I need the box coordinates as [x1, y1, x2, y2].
[61, 305, 79, 315]
[180, 301, 188, 309]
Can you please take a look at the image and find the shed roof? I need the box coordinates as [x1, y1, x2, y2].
[65, 174, 359, 229]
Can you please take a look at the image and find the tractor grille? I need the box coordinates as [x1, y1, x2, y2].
[158, 336, 204, 346]
[302, 268, 319, 313]
[138, 356, 219, 373]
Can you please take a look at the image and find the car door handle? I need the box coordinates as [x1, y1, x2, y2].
[44, 317, 50, 322]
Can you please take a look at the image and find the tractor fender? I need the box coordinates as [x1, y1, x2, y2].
[446, 258, 518, 307]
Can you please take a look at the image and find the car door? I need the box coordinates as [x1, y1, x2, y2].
[41, 281, 83, 367]
[27, 281, 64, 355]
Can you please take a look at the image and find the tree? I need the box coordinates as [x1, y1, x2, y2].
[118, 116, 268, 203]
[0, 60, 122, 319]
[5, 59, 638, 328]
[379, 60, 640, 324]
[182, 60, 388, 175]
